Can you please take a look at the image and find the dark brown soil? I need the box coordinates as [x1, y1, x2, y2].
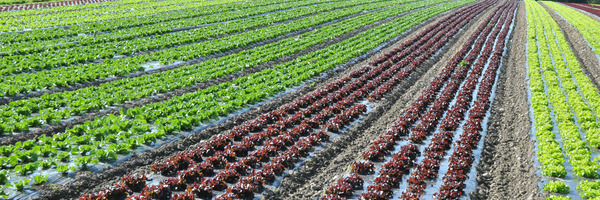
[269, 1, 504, 199]
[0, 1, 420, 147]
[34, 2, 453, 199]
[473, 2, 545, 200]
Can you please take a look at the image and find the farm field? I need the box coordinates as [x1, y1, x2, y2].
[2, 0, 600, 199]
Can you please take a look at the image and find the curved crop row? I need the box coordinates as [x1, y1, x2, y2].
[0, 0, 166, 16]
[526, 0, 600, 198]
[323, 0, 517, 199]
[0, 0, 443, 138]
[0, 0, 404, 76]
[1, 0, 356, 57]
[435, 3, 513, 198]
[546, 2, 600, 61]
[0, 0, 247, 31]
[0, 0, 113, 11]
[560, 2, 600, 17]
[0, 0, 291, 43]
[78, 1, 485, 198]
[0, 1, 474, 195]
[528, 0, 598, 179]
[1, 0, 218, 20]
[0, 0, 444, 99]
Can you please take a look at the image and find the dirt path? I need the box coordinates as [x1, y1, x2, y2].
[270, 1, 505, 199]
[541, 2, 600, 90]
[473, 2, 544, 200]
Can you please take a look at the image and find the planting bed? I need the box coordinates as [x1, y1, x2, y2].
[5, 0, 600, 199]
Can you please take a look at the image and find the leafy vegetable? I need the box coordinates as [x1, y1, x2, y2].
[544, 180, 570, 194]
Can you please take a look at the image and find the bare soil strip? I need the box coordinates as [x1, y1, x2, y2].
[474, 2, 545, 200]
[269, 1, 503, 199]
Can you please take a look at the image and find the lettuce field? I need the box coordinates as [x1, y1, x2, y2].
[2, 0, 600, 199]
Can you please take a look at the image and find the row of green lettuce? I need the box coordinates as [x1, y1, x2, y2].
[0, 0, 292, 43]
[0, 0, 247, 31]
[543, 2, 600, 62]
[0, 0, 389, 75]
[1, 0, 217, 20]
[526, 0, 600, 199]
[0, 0, 424, 95]
[1, 0, 336, 55]
[0, 0, 475, 194]
[0, 0, 443, 135]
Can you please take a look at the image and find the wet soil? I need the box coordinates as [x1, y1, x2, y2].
[474, 2, 545, 200]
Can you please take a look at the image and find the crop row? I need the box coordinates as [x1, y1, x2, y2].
[0, 0, 293, 43]
[2, 0, 350, 56]
[0, 0, 441, 99]
[0, 0, 474, 194]
[323, 0, 515, 198]
[560, 2, 600, 17]
[405, 3, 510, 145]
[77, 1, 484, 198]
[526, 0, 600, 198]
[409, 2, 513, 199]
[115, 70, 372, 199]
[0, 0, 247, 31]
[545, 1, 600, 150]
[0, 0, 112, 11]
[1, 0, 216, 22]
[528, 0, 600, 179]
[0, 0, 443, 137]
[0, 0, 403, 75]
[327, 0, 501, 196]
[2, 0, 336, 54]
[0, 0, 436, 139]
[435, 2, 513, 198]
[0, 0, 164, 16]
[525, 0, 568, 179]
[546, 2, 600, 60]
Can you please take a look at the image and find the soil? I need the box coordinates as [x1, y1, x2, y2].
[541, 2, 600, 90]
[473, 2, 545, 200]
[269, 0, 505, 199]
[0, 1, 421, 147]
[34, 2, 457, 199]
